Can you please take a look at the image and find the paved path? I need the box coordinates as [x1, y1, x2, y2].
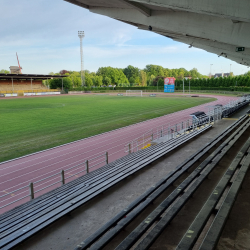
[0, 94, 238, 214]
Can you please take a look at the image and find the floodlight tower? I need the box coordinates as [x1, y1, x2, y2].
[78, 31, 85, 86]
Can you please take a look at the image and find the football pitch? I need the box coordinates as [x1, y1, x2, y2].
[0, 94, 215, 162]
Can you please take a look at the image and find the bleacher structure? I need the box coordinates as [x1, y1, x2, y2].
[0, 119, 212, 249]
[1, 96, 250, 249]
[74, 115, 250, 250]
[0, 73, 67, 97]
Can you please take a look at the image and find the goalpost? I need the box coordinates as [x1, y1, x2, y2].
[126, 90, 143, 97]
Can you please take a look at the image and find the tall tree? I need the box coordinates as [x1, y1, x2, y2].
[0, 69, 10, 73]
[59, 70, 69, 75]
[140, 70, 147, 86]
[97, 67, 129, 85]
[123, 65, 141, 84]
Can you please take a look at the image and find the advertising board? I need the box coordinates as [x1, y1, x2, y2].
[4, 93, 18, 97]
[164, 77, 175, 93]
[24, 92, 61, 96]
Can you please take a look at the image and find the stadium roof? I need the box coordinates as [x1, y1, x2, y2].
[0, 74, 68, 80]
[63, 0, 250, 66]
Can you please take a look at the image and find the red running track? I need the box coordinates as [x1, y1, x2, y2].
[0, 94, 238, 214]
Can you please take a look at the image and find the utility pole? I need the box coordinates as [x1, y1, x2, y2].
[78, 31, 85, 87]
[183, 78, 184, 95]
[210, 64, 213, 78]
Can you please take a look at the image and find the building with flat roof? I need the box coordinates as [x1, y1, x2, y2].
[9, 66, 22, 74]
[214, 73, 230, 78]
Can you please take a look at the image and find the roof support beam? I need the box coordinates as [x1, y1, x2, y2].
[120, 0, 151, 16]
[130, 0, 250, 23]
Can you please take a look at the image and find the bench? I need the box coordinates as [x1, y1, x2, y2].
[74, 115, 249, 250]
[176, 136, 250, 249]
[0, 122, 212, 249]
[108, 117, 250, 250]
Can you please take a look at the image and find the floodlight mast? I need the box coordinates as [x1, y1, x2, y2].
[78, 31, 85, 87]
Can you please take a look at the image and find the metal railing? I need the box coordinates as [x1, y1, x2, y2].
[124, 115, 211, 154]
[0, 151, 109, 211]
[124, 95, 250, 154]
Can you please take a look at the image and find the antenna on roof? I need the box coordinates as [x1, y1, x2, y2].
[16, 52, 22, 74]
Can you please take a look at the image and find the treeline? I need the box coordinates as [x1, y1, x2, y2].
[115, 74, 250, 92]
[47, 65, 207, 89]
[175, 74, 250, 90]
[2, 67, 250, 92]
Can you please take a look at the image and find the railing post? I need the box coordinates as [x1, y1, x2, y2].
[86, 160, 89, 173]
[151, 133, 153, 141]
[182, 122, 183, 130]
[29, 182, 34, 200]
[129, 144, 131, 154]
[61, 170, 65, 185]
[161, 129, 163, 137]
[106, 152, 108, 164]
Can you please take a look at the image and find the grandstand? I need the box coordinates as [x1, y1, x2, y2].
[0, 73, 68, 97]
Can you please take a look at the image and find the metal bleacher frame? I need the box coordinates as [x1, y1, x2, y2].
[74, 115, 250, 250]
[0, 121, 212, 250]
[176, 133, 250, 250]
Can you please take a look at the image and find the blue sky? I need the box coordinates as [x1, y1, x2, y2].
[0, 0, 248, 76]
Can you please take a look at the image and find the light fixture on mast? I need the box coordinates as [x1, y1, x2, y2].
[78, 31, 85, 87]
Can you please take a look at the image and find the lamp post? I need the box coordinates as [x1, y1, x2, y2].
[210, 64, 213, 78]
[183, 78, 184, 95]
[78, 31, 85, 87]
[230, 64, 232, 75]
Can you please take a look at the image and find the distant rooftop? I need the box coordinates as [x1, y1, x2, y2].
[0, 74, 68, 80]
[9, 66, 22, 74]
[214, 73, 230, 78]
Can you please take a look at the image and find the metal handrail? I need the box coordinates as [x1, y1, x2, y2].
[0, 184, 29, 199]
[0, 195, 30, 210]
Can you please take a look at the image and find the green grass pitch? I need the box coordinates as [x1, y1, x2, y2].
[0, 94, 215, 162]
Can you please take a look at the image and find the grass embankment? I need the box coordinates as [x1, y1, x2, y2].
[0, 95, 215, 162]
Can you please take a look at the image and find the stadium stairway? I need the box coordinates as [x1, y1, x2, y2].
[0, 122, 212, 249]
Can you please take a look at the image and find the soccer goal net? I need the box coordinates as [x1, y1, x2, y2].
[126, 90, 143, 97]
